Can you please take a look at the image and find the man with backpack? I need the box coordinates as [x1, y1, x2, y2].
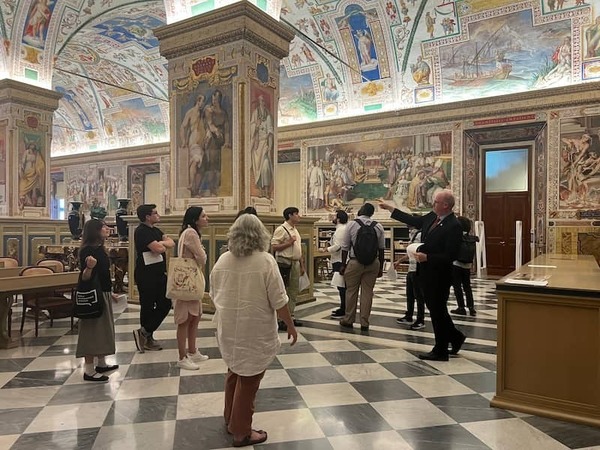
[339, 203, 385, 331]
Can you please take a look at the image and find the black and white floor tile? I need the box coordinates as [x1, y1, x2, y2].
[1, 277, 600, 449]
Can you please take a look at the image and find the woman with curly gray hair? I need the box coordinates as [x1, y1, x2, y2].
[210, 214, 297, 447]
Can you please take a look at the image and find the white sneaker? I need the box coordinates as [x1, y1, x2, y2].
[177, 356, 199, 370]
[187, 350, 209, 362]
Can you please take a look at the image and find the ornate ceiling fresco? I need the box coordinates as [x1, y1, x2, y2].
[0, 0, 599, 156]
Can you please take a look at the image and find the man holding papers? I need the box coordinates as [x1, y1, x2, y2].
[133, 204, 175, 353]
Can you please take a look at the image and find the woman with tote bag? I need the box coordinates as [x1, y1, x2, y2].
[76, 219, 118, 382]
[173, 206, 210, 370]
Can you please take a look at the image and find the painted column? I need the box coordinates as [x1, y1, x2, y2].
[155, 1, 294, 214]
[0, 79, 61, 217]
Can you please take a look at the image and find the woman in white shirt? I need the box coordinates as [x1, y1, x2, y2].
[211, 214, 297, 448]
[174, 206, 210, 370]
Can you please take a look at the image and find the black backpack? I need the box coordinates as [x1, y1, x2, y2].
[352, 219, 379, 265]
[457, 234, 479, 263]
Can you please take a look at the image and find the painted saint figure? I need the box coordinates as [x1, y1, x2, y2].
[425, 12, 436, 39]
[24, 0, 53, 44]
[19, 142, 46, 208]
[321, 73, 339, 102]
[180, 95, 206, 196]
[200, 90, 230, 197]
[411, 56, 431, 85]
[250, 95, 274, 198]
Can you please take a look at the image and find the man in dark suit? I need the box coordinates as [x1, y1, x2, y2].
[380, 190, 466, 361]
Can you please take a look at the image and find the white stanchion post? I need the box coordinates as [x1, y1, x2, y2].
[515, 221, 522, 268]
[474, 220, 486, 279]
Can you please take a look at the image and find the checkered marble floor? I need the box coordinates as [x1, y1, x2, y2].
[2, 277, 600, 450]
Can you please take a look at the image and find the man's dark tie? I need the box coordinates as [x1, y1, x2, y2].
[429, 216, 441, 232]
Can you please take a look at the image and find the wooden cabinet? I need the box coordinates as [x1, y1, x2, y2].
[493, 254, 600, 427]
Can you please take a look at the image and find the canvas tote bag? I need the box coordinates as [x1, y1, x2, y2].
[166, 228, 205, 301]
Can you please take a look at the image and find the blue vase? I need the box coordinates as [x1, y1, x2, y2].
[68, 201, 84, 240]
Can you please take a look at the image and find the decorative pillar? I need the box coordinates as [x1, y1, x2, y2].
[0, 79, 61, 217]
[154, 1, 294, 214]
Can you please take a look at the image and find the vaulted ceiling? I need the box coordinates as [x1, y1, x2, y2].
[1, 0, 598, 156]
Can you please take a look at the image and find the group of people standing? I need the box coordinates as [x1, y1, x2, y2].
[76, 203, 302, 447]
[74, 191, 478, 445]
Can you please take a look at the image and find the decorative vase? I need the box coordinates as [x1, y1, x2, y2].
[115, 198, 130, 242]
[68, 201, 84, 240]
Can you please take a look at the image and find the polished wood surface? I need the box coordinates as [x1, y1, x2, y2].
[0, 267, 24, 278]
[0, 271, 79, 349]
[493, 254, 600, 427]
[496, 254, 600, 294]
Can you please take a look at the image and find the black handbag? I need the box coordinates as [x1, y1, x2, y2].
[74, 271, 104, 319]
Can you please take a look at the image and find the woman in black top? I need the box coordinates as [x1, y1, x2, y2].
[76, 219, 118, 382]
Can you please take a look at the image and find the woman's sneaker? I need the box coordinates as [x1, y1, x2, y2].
[396, 316, 412, 325]
[187, 350, 209, 362]
[177, 356, 199, 370]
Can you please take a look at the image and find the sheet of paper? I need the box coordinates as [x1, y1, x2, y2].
[111, 294, 128, 315]
[143, 251, 163, 265]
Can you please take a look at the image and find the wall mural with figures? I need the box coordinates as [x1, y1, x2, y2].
[249, 83, 276, 200]
[173, 56, 235, 200]
[559, 114, 600, 209]
[64, 163, 126, 214]
[303, 130, 452, 215]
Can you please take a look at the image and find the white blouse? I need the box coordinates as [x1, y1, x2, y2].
[210, 250, 289, 376]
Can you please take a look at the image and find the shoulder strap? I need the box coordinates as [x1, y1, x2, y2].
[178, 228, 192, 256]
[355, 219, 364, 227]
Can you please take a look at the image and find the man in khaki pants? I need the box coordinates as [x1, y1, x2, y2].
[339, 203, 385, 331]
[272, 206, 306, 331]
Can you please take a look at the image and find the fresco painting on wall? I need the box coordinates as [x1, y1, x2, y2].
[249, 83, 275, 200]
[278, 66, 317, 126]
[340, 5, 380, 81]
[22, 0, 57, 48]
[305, 132, 452, 215]
[584, 15, 600, 59]
[176, 82, 233, 198]
[128, 164, 160, 214]
[440, 9, 572, 102]
[65, 164, 126, 213]
[110, 98, 167, 147]
[18, 130, 46, 209]
[559, 115, 600, 209]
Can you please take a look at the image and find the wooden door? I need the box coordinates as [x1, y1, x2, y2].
[482, 147, 531, 276]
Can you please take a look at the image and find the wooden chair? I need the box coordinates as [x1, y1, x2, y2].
[0, 257, 19, 268]
[19, 266, 74, 337]
[36, 258, 73, 298]
[2, 257, 20, 337]
[36, 258, 65, 273]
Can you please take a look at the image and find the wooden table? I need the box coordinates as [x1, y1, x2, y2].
[492, 254, 600, 427]
[0, 271, 80, 349]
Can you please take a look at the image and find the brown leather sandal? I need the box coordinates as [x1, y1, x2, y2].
[232, 429, 267, 447]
